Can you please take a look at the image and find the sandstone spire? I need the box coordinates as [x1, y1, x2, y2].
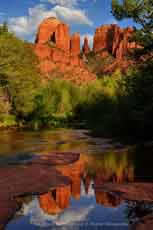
[82, 37, 90, 54]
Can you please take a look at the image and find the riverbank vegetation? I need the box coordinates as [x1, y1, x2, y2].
[0, 6, 153, 143]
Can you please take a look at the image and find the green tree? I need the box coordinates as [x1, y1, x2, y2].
[112, 0, 153, 52]
[0, 29, 41, 120]
[0, 22, 9, 35]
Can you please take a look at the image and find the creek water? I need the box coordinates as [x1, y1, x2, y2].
[0, 129, 153, 230]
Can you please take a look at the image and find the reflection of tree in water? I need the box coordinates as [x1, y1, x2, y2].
[86, 151, 134, 183]
[126, 201, 153, 225]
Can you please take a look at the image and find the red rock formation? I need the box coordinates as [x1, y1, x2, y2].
[95, 190, 122, 207]
[82, 37, 90, 54]
[93, 24, 140, 60]
[56, 155, 85, 200]
[83, 175, 91, 194]
[56, 186, 71, 209]
[55, 23, 70, 51]
[70, 33, 80, 56]
[34, 17, 96, 84]
[39, 192, 61, 215]
[35, 17, 61, 44]
[93, 24, 115, 54]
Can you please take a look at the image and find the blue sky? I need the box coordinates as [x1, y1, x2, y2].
[0, 0, 137, 45]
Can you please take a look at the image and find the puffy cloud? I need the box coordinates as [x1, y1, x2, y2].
[8, 3, 93, 38]
[47, 0, 78, 7]
[53, 5, 93, 26]
[8, 4, 56, 36]
[55, 205, 94, 226]
[20, 198, 94, 228]
[41, 0, 90, 8]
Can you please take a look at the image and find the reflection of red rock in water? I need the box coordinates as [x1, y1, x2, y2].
[56, 186, 71, 209]
[39, 192, 61, 215]
[58, 156, 85, 200]
[38, 186, 71, 214]
[95, 190, 122, 207]
[0, 152, 79, 228]
[38, 157, 85, 214]
[83, 175, 91, 194]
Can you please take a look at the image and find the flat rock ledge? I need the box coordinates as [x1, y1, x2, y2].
[0, 152, 80, 228]
[95, 183, 153, 203]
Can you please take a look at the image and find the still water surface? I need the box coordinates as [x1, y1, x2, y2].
[0, 129, 153, 230]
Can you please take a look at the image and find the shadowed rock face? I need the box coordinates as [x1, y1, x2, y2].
[93, 24, 140, 60]
[93, 25, 114, 54]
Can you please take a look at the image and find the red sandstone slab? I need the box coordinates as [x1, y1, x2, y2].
[0, 152, 80, 228]
[95, 183, 153, 202]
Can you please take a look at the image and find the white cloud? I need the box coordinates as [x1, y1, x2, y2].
[81, 33, 93, 48]
[8, 3, 93, 38]
[55, 205, 94, 226]
[47, 0, 78, 8]
[8, 4, 56, 36]
[20, 198, 94, 228]
[53, 6, 93, 26]
[41, 0, 91, 8]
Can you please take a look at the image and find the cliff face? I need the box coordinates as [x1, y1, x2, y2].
[93, 24, 140, 60]
[34, 18, 141, 81]
[35, 17, 61, 44]
[34, 17, 96, 84]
